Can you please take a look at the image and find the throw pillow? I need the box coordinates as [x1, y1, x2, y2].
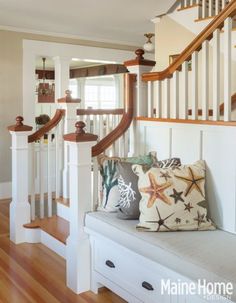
[157, 157, 181, 169]
[134, 160, 215, 231]
[98, 152, 157, 212]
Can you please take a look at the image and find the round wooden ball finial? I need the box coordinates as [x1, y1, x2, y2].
[16, 116, 24, 126]
[75, 121, 86, 134]
[135, 48, 145, 60]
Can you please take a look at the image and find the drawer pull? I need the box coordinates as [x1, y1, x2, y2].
[105, 260, 115, 268]
[142, 281, 154, 291]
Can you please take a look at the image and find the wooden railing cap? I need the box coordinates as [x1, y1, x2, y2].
[63, 121, 98, 143]
[58, 90, 81, 103]
[8, 116, 33, 132]
[124, 48, 156, 67]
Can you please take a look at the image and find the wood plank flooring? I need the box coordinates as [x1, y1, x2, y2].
[0, 199, 126, 303]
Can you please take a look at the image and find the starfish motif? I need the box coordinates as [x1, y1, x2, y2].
[175, 218, 181, 224]
[160, 171, 171, 181]
[170, 188, 184, 204]
[139, 172, 172, 208]
[175, 167, 205, 197]
[197, 200, 207, 209]
[146, 206, 174, 231]
[184, 202, 194, 213]
[194, 211, 206, 227]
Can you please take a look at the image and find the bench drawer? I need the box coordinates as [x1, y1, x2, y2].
[94, 237, 171, 303]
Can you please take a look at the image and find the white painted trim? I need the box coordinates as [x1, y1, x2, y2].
[0, 182, 12, 199]
[23, 40, 136, 126]
[57, 203, 70, 221]
[0, 25, 138, 48]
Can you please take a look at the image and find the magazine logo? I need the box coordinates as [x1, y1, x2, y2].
[161, 279, 233, 301]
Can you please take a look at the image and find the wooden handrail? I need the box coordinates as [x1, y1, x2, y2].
[142, 0, 236, 82]
[77, 108, 124, 116]
[92, 73, 136, 157]
[28, 109, 65, 143]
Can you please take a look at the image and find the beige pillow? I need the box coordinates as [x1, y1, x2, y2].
[133, 160, 215, 232]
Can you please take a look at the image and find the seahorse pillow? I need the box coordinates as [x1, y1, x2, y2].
[98, 152, 157, 212]
[134, 160, 215, 231]
[116, 157, 182, 220]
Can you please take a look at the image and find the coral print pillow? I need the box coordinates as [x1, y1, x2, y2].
[98, 152, 157, 212]
[133, 160, 215, 231]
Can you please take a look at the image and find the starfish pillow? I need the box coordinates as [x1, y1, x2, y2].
[133, 160, 215, 232]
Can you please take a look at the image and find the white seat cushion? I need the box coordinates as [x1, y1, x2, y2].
[85, 211, 236, 301]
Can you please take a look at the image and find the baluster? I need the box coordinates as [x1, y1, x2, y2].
[191, 52, 199, 120]
[224, 17, 232, 121]
[105, 115, 110, 136]
[47, 131, 52, 217]
[215, 0, 220, 14]
[39, 137, 45, 218]
[163, 79, 170, 119]
[182, 61, 189, 119]
[202, 40, 209, 120]
[55, 125, 60, 198]
[156, 81, 162, 118]
[93, 115, 98, 136]
[202, 0, 207, 18]
[30, 143, 36, 220]
[208, 0, 214, 17]
[99, 115, 104, 140]
[222, 0, 227, 9]
[148, 81, 154, 117]
[92, 157, 99, 211]
[173, 71, 179, 119]
[123, 131, 129, 157]
[213, 29, 221, 121]
[86, 115, 91, 132]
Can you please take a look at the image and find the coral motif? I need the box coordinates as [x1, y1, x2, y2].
[117, 175, 136, 208]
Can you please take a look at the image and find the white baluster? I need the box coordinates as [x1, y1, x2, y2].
[224, 17, 232, 121]
[215, 0, 220, 14]
[30, 143, 36, 220]
[47, 132, 52, 217]
[92, 157, 99, 211]
[191, 52, 199, 120]
[156, 81, 162, 118]
[182, 61, 189, 119]
[202, 40, 209, 120]
[55, 125, 61, 199]
[105, 115, 110, 136]
[148, 81, 154, 117]
[209, 0, 214, 17]
[163, 79, 170, 119]
[222, 0, 227, 9]
[99, 115, 104, 140]
[39, 137, 44, 218]
[202, 0, 207, 18]
[86, 115, 91, 132]
[173, 71, 179, 119]
[213, 29, 221, 121]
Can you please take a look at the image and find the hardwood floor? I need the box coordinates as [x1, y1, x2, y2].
[0, 199, 126, 303]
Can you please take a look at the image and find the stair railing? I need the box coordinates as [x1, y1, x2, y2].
[143, 0, 236, 122]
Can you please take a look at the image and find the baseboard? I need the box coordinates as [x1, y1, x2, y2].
[0, 182, 12, 199]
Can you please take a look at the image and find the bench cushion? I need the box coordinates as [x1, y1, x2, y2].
[85, 211, 236, 301]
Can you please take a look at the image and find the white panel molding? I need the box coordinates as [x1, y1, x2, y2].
[0, 182, 12, 199]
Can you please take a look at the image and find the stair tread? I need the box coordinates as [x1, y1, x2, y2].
[24, 215, 69, 244]
[177, 4, 200, 12]
[55, 197, 70, 207]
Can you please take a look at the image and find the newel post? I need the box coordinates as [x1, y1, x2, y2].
[58, 90, 81, 199]
[64, 121, 98, 294]
[7, 116, 33, 243]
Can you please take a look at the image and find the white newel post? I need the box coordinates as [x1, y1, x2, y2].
[64, 121, 98, 294]
[58, 91, 81, 199]
[8, 116, 33, 244]
[124, 49, 155, 156]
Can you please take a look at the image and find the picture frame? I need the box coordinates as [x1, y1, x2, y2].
[169, 54, 192, 71]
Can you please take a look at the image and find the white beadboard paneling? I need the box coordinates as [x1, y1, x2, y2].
[171, 127, 202, 164]
[202, 129, 236, 232]
[137, 120, 236, 234]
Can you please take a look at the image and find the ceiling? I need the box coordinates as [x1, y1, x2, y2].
[0, 0, 175, 46]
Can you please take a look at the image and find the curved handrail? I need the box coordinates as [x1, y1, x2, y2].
[142, 0, 236, 82]
[28, 109, 65, 143]
[77, 108, 124, 116]
[92, 73, 136, 157]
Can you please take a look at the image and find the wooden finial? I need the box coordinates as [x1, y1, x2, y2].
[135, 49, 145, 60]
[58, 89, 81, 103]
[75, 121, 86, 134]
[65, 90, 72, 101]
[8, 116, 33, 132]
[63, 121, 98, 142]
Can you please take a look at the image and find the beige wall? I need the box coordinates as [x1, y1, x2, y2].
[0, 30, 136, 184]
[154, 16, 196, 71]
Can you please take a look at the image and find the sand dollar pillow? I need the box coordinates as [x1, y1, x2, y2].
[133, 160, 215, 231]
[98, 152, 157, 212]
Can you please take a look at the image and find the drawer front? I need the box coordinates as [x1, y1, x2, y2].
[94, 238, 171, 303]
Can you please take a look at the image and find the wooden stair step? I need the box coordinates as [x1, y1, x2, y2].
[55, 197, 70, 207]
[24, 215, 69, 244]
[177, 4, 200, 12]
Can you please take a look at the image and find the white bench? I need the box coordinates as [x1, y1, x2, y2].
[85, 211, 236, 303]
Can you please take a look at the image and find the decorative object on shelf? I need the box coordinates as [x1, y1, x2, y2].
[169, 54, 192, 71]
[143, 33, 155, 53]
[36, 57, 55, 103]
